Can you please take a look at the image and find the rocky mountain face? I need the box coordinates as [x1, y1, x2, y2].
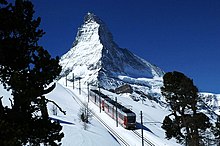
[59, 12, 164, 98]
[59, 12, 220, 122]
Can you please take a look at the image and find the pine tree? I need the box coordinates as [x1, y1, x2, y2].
[0, 0, 63, 145]
[161, 71, 211, 146]
[211, 116, 220, 145]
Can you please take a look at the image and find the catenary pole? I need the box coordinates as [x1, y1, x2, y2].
[99, 85, 101, 113]
[65, 74, 67, 87]
[72, 73, 74, 89]
[116, 97, 118, 127]
[141, 111, 144, 146]
[79, 77, 81, 95]
[87, 83, 89, 103]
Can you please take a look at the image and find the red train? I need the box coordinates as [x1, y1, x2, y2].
[89, 89, 136, 129]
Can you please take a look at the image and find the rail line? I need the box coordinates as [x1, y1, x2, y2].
[132, 130, 156, 146]
[63, 87, 131, 146]
[63, 86, 157, 146]
[92, 111, 130, 146]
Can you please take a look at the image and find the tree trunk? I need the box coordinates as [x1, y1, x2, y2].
[188, 131, 200, 146]
[40, 96, 49, 119]
[0, 96, 4, 116]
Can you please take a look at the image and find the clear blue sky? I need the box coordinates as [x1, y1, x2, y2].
[31, 0, 220, 93]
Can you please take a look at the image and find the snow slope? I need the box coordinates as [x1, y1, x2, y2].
[46, 83, 121, 146]
[0, 80, 179, 145]
[1, 79, 220, 146]
[0, 83, 120, 146]
[58, 78, 180, 146]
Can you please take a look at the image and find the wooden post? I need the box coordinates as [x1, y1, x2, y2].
[99, 86, 101, 113]
[72, 73, 74, 89]
[141, 111, 144, 146]
[115, 97, 118, 127]
[79, 77, 81, 95]
[87, 83, 89, 103]
[65, 75, 67, 87]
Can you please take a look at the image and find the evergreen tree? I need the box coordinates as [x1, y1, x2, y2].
[161, 71, 211, 146]
[211, 116, 220, 145]
[0, 0, 63, 145]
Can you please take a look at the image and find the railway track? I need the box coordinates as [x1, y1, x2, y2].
[64, 86, 157, 146]
[64, 87, 131, 146]
[132, 130, 156, 146]
[92, 111, 131, 146]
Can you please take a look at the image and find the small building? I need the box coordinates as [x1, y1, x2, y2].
[115, 84, 133, 94]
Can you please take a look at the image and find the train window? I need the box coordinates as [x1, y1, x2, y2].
[109, 106, 112, 113]
[104, 104, 109, 112]
[127, 116, 136, 123]
[118, 112, 124, 120]
[124, 117, 127, 125]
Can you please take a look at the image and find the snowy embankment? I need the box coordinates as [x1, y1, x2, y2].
[1, 79, 180, 145]
[45, 83, 121, 146]
[58, 79, 180, 146]
[0, 83, 120, 146]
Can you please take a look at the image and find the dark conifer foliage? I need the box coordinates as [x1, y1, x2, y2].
[212, 116, 220, 145]
[0, 0, 63, 145]
[161, 71, 211, 146]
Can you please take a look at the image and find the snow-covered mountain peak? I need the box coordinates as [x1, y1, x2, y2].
[60, 13, 165, 90]
[84, 12, 103, 24]
[69, 12, 114, 48]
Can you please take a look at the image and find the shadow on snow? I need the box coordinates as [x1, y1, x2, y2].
[49, 117, 75, 125]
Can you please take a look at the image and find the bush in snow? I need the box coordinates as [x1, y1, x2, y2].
[78, 103, 93, 130]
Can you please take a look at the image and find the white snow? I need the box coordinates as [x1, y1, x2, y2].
[0, 83, 121, 146]
[1, 79, 220, 146]
[0, 79, 180, 146]
[50, 80, 181, 146]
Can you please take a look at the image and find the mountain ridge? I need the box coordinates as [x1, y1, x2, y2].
[59, 12, 164, 91]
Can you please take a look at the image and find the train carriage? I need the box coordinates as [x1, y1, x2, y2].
[117, 105, 136, 129]
[103, 98, 115, 118]
[90, 89, 136, 129]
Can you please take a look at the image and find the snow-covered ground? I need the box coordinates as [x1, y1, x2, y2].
[0, 83, 120, 146]
[2, 79, 220, 145]
[1, 80, 180, 146]
[57, 78, 181, 146]
[46, 83, 122, 146]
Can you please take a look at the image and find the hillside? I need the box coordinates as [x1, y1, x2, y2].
[0, 83, 120, 146]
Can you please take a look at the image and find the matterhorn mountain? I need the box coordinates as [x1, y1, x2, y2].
[60, 13, 164, 98]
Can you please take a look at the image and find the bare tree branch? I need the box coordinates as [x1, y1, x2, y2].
[45, 99, 66, 115]
[0, 96, 3, 113]
[9, 98, 13, 107]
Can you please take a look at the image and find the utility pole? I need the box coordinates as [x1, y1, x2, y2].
[79, 77, 81, 95]
[115, 97, 118, 127]
[99, 86, 101, 113]
[87, 83, 89, 103]
[65, 74, 67, 87]
[140, 111, 144, 146]
[72, 73, 74, 89]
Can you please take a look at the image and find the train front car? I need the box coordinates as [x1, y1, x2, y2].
[124, 112, 136, 129]
[121, 108, 136, 129]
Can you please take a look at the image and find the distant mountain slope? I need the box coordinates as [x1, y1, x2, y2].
[59, 13, 164, 90]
